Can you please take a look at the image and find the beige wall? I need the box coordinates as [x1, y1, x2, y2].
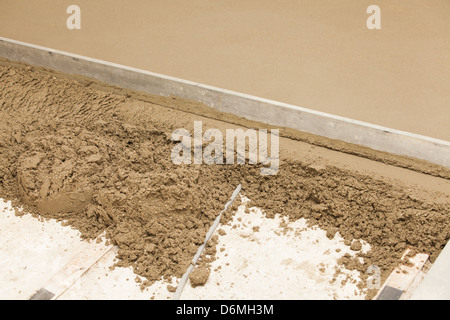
[1, 0, 449, 140]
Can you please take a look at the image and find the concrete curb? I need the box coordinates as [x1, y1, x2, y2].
[0, 36, 449, 168]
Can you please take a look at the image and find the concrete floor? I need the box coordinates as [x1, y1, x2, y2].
[0, 199, 174, 300]
[0, 199, 84, 299]
[181, 197, 369, 300]
[0, 197, 374, 300]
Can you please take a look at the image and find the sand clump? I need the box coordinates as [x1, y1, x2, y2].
[0, 63, 449, 297]
[189, 267, 211, 288]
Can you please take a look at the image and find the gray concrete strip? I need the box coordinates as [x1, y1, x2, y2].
[29, 288, 55, 300]
[410, 241, 450, 300]
[0, 37, 449, 169]
[376, 286, 403, 300]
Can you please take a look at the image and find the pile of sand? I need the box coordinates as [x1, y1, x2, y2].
[0, 63, 448, 298]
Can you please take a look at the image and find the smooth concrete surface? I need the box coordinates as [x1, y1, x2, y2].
[0, 0, 449, 141]
[1, 37, 449, 168]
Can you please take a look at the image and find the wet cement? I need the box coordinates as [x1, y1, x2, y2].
[0, 62, 449, 299]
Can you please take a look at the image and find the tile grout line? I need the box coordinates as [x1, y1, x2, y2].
[172, 184, 241, 300]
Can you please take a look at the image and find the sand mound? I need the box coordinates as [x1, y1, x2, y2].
[0, 64, 448, 297]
